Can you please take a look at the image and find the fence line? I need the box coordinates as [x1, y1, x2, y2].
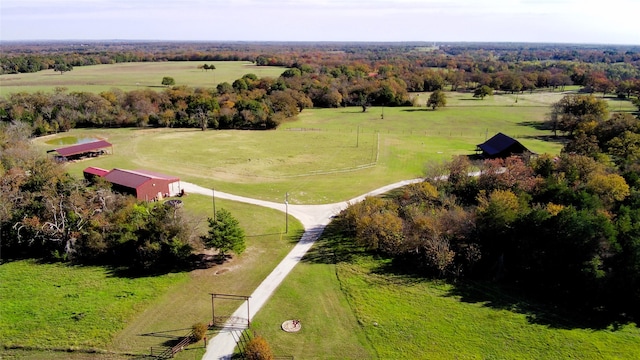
[149, 328, 195, 359]
[284, 127, 533, 140]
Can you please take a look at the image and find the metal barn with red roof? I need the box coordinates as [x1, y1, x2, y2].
[53, 140, 112, 160]
[83, 167, 181, 201]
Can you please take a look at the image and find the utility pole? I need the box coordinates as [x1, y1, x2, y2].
[285, 192, 289, 233]
[212, 188, 216, 221]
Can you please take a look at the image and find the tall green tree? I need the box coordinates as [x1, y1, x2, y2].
[427, 90, 447, 110]
[53, 62, 72, 74]
[202, 208, 246, 258]
[161, 76, 175, 87]
[473, 85, 493, 99]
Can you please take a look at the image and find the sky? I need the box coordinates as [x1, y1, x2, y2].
[1, 0, 639, 45]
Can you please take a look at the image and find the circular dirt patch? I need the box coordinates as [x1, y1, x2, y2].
[281, 320, 302, 333]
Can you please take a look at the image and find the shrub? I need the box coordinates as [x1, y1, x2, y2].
[191, 322, 208, 341]
[245, 335, 274, 360]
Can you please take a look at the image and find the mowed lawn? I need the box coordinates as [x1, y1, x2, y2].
[0, 260, 188, 350]
[250, 230, 640, 360]
[0, 61, 285, 95]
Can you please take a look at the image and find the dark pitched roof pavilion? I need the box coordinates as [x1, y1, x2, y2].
[55, 140, 112, 157]
[476, 133, 532, 158]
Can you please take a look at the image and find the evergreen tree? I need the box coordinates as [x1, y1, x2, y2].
[202, 208, 246, 257]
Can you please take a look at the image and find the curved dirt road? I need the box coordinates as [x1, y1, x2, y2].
[181, 179, 422, 360]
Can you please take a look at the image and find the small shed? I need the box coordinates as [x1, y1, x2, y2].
[83, 166, 110, 182]
[52, 140, 112, 161]
[84, 167, 181, 201]
[476, 133, 532, 158]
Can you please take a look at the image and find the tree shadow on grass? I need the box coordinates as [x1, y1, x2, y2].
[284, 229, 306, 246]
[401, 108, 432, 112]
[516, 121, 569, 145]
[517, 120, 552, 131]
[442, 280, 633, 331]
[102, 251, 235, 279]
[376, 258, 634, 330]
[518, 134, 568, 145]
[299, 222, 359, 265]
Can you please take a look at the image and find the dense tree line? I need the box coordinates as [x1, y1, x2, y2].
[3, 41, 640, 73]
[339, 94, 640, 323]
[1, 65, 414, 135]
[0, 73, 317, 134]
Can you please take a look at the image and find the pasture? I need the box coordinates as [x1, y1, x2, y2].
[0, 61, 285, 95]
[32, 91, 585, 204]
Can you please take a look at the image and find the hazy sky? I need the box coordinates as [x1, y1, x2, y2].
[1, 0, 639, 44]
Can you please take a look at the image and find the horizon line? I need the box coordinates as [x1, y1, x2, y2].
[1, 39, 639, 47]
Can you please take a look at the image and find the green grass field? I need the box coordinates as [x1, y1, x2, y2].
[0, 260, 188, 350]
[0, 61, 285, 95]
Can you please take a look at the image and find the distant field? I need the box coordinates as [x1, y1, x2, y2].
[0, 61, 285, 95]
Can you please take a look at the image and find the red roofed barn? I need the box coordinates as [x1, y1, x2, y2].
[52, 140, 112, 161]
[83, 167, 181, 201]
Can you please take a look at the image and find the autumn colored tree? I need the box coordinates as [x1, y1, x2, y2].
[549, 94, 609, 136]
[342, 196, 404, 253]
[191, 323, 208, 341]
[586, 172, 630, 206]
[595, 113, 639, 147]
[245, 335, 274, 360]
[562, 132, 601, 158]
[477, 156, 539, 193]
